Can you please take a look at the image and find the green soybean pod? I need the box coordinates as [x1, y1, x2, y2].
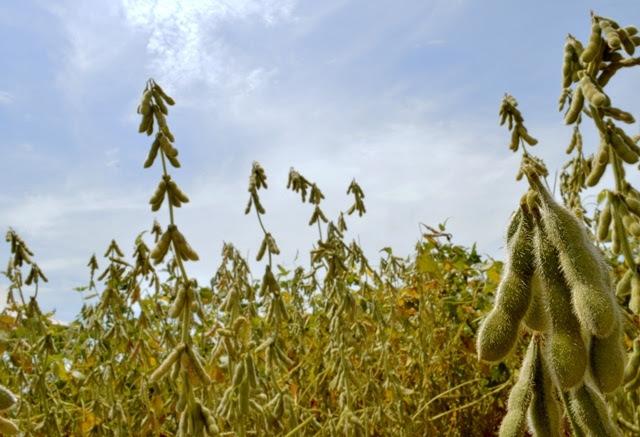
[565, 87, 584, 125]
[623, 213, 640, 238]
[626, 195, 640, 217]
[523, 272, 549, 333]
[527, 352, 562, 437]
[570, 384, 622, 436]
[143, 138, 160, 168]
[498, 338, 538, 437]
[596, 202, 612, 241]
[601, 19, 622, 49]
[168, 285, 186, 318]
[585, 150, 608, 187]
[580, 75, 610, 107]
[562, 40, 574, 89]
[477, 209, 534, 361]
[610, 130, 639, 164]
[477, 310, 519, 362]
[506, 209, 522, 243]
[534, 223, 587, 389]
[149, 344, 185, 383]
[581, 22, 603, 64]
[611, 219, 622, 256]
[616, 268, 633, 298]
[535, 180, 616, 338]
[590, 313, 625, 393]
[150, 227, 173, 264]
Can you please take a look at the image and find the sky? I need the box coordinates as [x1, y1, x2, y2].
[0, 0, 639, 321]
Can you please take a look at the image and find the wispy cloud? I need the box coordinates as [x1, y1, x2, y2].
[0, 189, 146, 236]
[120, 0, 295, 88]
[0, 91, 13, 104]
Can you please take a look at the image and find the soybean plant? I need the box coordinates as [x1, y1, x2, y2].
[478, 92, 625, 436]
[137, 80, 216, 436]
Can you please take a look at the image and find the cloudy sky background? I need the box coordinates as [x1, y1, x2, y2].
[1, 0, 639, 320]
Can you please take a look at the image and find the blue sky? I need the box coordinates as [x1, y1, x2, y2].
[1, 0, 639, 321]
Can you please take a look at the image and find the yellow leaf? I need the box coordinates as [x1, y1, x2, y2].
[80, 410, 99, 435]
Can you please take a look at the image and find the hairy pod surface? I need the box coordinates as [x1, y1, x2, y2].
[535, 181, 616, 338]
[589, 313, 625, 393]
[534, 222, 587, 389]
[477, 209, 534, 361]
[527, 351, 562, 437]
[498, 339, 538, 437]
[523, 272, 549, 333]
[570, 384, 621, 436]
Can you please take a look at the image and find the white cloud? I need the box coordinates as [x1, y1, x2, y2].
[120, 0, 295, 88]
[0, 189, 145, 236]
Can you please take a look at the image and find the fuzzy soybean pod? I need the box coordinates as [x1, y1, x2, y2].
[523, 272, 549, 333]
[477, 209, 534, 362]
[527, 352, 562, 437]
[590, 312, 625, 393]
[498, 338, 538, 437]
[506, 209, 522, 242]
[535, 180, 616, 338]
[570, 384, 622, 436]
[534, 223, 587, 389]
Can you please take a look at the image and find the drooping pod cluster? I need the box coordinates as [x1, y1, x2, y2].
[498, 94, 538, 152]
[478, 178, 625, 435]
